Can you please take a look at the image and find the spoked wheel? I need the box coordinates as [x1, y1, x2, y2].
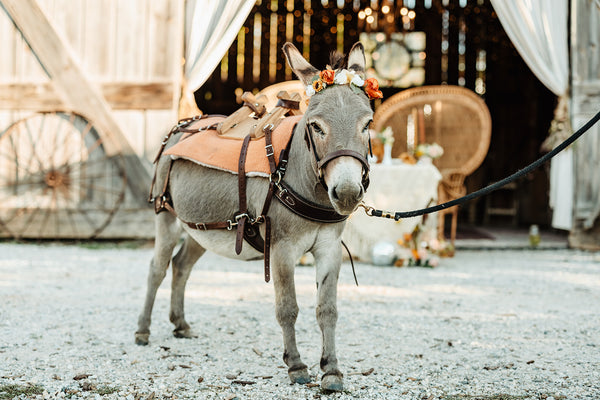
[0, 111, 127, 239]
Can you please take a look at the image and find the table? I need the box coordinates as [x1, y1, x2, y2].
[343, 160, 442, 262]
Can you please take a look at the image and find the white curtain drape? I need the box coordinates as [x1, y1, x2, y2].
[490, 0, 572, 230]
[180, 0, 256, 116]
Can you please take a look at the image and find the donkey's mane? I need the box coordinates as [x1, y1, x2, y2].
[328, 51, 347, 70]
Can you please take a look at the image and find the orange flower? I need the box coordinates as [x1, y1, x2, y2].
[411, 249, 420, 260]
[364, 78, 383, 99]
[403, 233, 412, 242]
[312, 79, 325, 93]
[320, 69, 335, 85]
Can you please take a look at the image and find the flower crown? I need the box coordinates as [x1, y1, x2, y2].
[305, 68, 383, 100]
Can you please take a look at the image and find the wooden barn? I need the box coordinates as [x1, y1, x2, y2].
[0, 0, 185, 238]
[1, 0, 599, 248]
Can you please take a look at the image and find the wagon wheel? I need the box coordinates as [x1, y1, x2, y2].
[0, 111, 127, 239]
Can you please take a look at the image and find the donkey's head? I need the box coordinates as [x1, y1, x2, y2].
[283, 42, 377, 215]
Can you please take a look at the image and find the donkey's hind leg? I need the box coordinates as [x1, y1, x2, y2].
[170, 234, 206, 338]
[313, 240, 344, 391]
[135, 212, 182, 345]
[272, 245, 311, 384]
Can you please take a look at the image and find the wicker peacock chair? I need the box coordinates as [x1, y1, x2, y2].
[373, 85, 492, 245]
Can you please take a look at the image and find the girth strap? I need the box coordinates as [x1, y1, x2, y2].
[235, 134, 252, 255]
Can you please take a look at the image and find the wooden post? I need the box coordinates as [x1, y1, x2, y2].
[0, 0, 152, 204]
[568, 0, 600, 249]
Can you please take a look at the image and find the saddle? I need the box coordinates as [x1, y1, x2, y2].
[162, 91, 302, 176]
[151, 90, 314, 281]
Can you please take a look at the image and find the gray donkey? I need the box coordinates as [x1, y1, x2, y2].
[136, 42, 377, 391]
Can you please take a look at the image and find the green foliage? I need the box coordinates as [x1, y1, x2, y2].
[0, 384, 44, 399]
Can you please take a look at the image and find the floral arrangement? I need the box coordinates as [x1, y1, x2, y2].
[377, 126, 395, 146]
[395, 224, 454, 268]
[305, 68, 383, 100]
[415, 142, 444, 159]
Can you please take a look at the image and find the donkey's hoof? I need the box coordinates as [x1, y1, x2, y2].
[135, 332, 150, 346]
[288, 367, 311, 384]
[173, 328, 197, 339]
[321, 373, 343, 392]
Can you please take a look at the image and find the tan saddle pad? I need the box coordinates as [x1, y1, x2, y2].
[164, 115, 302, 177]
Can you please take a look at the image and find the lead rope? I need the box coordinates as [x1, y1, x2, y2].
[360, 109, 600, 221]
[341, 240, 359, 286]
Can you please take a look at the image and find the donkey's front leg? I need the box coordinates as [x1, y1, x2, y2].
[313, 240, 343, 391]
[272, 245, 311, 384]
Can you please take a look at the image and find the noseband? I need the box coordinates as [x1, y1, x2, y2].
[304, 124, 371, 191]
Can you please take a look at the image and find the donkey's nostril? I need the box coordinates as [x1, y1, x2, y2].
[332, 186, 340, 200]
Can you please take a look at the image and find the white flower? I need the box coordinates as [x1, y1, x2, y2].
[334, 70, 350, 85]
[377, 126, 395, 145]
[305, 85, 316, 97]
[428, 143, 444, 158]
[351, 74, 365, 87]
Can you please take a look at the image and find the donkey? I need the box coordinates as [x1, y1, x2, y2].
[135, 42, 377, 391]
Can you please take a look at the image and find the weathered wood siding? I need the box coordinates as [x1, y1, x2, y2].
[0, 0, 184, 238]
[570, 0, 600, 248]
[0, 0, 184, 162]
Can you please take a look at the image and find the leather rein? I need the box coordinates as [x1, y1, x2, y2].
[150, 113, 371, 283]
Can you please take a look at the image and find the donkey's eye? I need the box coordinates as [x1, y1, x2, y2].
[310, 122, 325, 136]
[362, 120, 372, 134]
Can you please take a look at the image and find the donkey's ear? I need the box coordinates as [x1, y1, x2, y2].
[282, 42, 319, 85]
[347, 42, 366, 76]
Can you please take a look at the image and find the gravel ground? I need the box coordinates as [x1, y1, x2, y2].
[1, 242, 599, 400]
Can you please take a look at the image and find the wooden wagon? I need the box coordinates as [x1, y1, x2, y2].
[0, 0, 185, 238]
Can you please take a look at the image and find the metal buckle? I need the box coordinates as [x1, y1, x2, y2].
[194, 222, 207, 231]
[263, 123, 275, 133]
[227, 220, 237, 230]
[265, 144, 274, 157]
[269, 170, 282, 185]
[358, 201, 375, 217]
[153, 194, 170, 214]
[235, 213, 249, 222]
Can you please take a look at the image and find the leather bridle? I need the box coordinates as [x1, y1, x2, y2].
[303, 123, 371, 192]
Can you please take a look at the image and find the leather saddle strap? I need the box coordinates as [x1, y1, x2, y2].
[183, 220, 232, 230]
[235, 134, 252, 255]
[242, 224, 265, 253]
[264, 124, 278, 175]
[260, 125, 279, 282]
[152, 160, 177, 215]
[263, 216, 271, 282]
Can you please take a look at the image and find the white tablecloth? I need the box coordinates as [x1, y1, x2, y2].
[343, 161, 442, 262]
